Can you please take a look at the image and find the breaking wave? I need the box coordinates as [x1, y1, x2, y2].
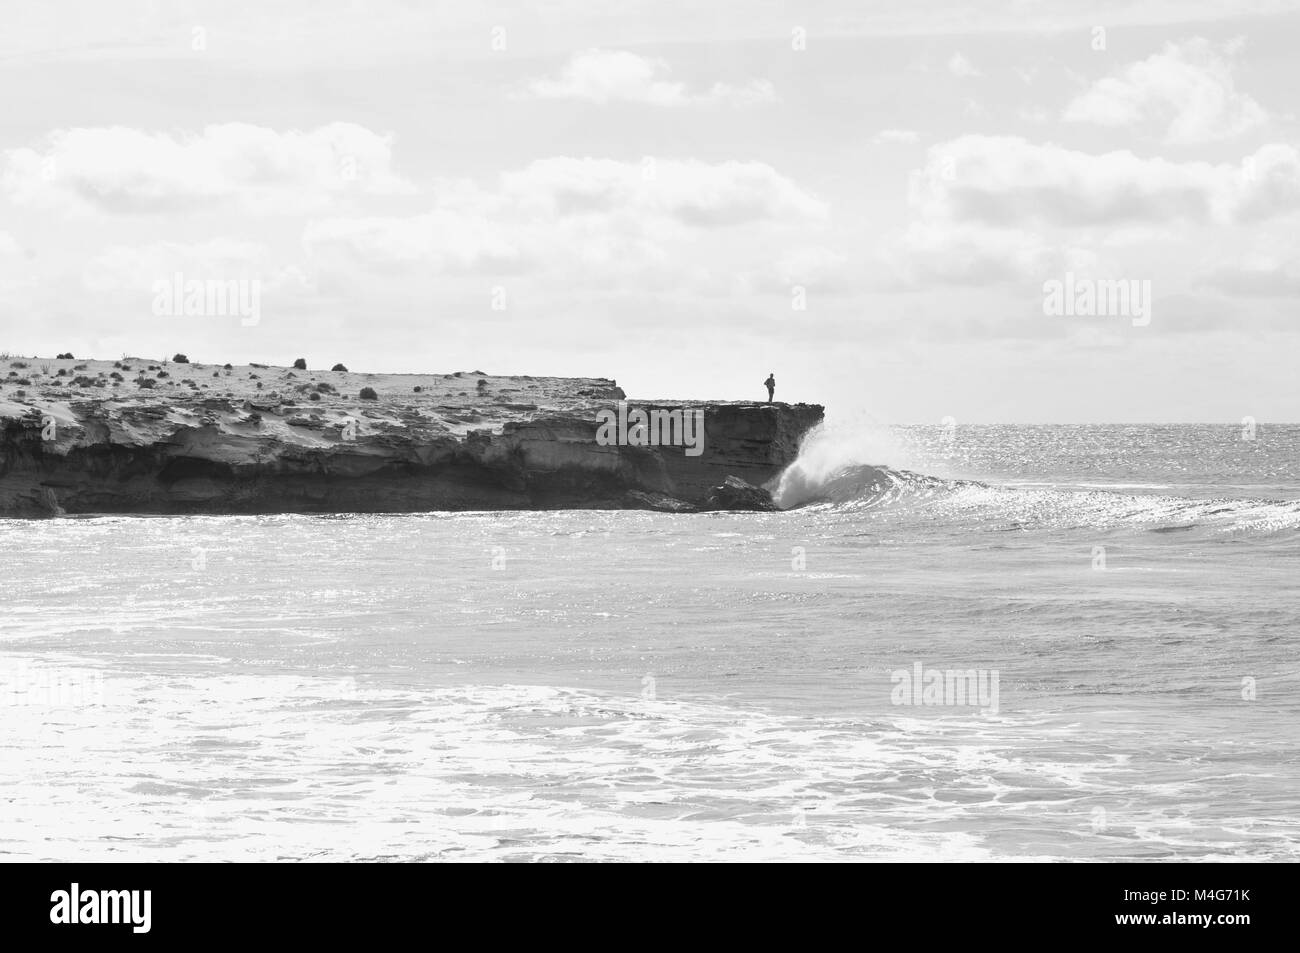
[772, 423, 1300, 533]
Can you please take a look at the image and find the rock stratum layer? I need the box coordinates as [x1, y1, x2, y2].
[0, 357, 822, 517]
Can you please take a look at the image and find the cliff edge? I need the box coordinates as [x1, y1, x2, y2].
[0, 357, 822, 517]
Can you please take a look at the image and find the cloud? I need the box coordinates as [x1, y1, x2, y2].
[1, 123, 414, 215]
[910, 136, 1300, 226]
[730, 245, 856, 296]
[947, 52, 982, 78]
[1201, 254, 1300, 296]
[82, 239, 272, 293]
[882, 222, 1056, 288]
[523, 49, 776, 106]
[497, 157, 826, 225]
[3, 1, 1297, 71]
[873, 129, 921, 145]
[1062, 38, 1268, 143]
[303, 210, 529, 275]
[303, 157, 828, 291]
[80, 239, 316, 315]
[0, 231, 34, 294]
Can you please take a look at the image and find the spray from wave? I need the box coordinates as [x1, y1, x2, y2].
[768, 421, 1300, 532]
[769, 420, 965, 509]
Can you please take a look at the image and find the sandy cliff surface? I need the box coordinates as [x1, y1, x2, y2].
[0, 356, 822, 516]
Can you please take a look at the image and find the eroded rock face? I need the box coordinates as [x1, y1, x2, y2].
[0, 360, 822, 516]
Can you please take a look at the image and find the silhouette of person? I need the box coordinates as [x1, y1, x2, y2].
[764, 373, 775, 403]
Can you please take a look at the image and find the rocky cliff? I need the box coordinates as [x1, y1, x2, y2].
[0, 357, 822, 517]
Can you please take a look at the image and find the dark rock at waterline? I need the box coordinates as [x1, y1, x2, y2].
[705, 476, 778, 512]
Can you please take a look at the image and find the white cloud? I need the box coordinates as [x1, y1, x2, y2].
[497, 157, 825, 225]
[947, 52, 982, 78]
[303, 157, 828, 288]
[2, 123, 414, 215]
[82, 239, 271, 293]
[883, 222, 1054, 288]
[1062, 38, 1268, 143]
[81, 239, 315, 314]
[303, 210, 528, 274]
[524, 49, 776, 106]
[873, 129, 921, 145]
[734, 246, 854, 295]
[0, 231, 34, 295]
[1203, 250, 1300, 296]
[910, 136, 1300, 226]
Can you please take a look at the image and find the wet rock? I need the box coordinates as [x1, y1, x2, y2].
[705, 476, 777, 512]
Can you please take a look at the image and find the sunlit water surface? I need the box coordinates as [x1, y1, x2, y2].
[2, 424, 1297, 861]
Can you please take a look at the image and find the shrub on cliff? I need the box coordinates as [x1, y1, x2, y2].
[413, 386, 422, 393]
[173, 353, 190, 363]
[331, 363, 347, 372]
[293, 358, 307, 370]
[223, 363, 233, 370]
[136, 378, 157, 389]
[309, 391, 321, 401]
[359, 387, 378, 400]
[55, 353, 73, 360]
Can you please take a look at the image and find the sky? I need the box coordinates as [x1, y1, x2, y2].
[1, 0, 1298, 422]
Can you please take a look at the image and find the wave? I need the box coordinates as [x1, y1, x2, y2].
[774, 461, 972, 508]
[771, 423, 1300, 532]
[772, 421, 936, 508]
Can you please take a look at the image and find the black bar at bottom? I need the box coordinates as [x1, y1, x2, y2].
[0, 861, 1282, 942]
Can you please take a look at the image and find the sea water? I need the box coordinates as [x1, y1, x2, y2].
[1, 423, 1297, 861]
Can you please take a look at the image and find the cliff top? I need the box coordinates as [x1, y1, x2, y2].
[0, 356, 816, 448]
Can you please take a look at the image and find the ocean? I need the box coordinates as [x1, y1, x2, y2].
[2, 423, 1298, 862]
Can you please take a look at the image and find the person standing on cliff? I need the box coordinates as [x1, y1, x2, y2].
[764, 373, 775, 403]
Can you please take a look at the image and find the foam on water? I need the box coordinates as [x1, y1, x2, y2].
[2, 423, 1298, 861]
[7, 654, 1294, 862]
